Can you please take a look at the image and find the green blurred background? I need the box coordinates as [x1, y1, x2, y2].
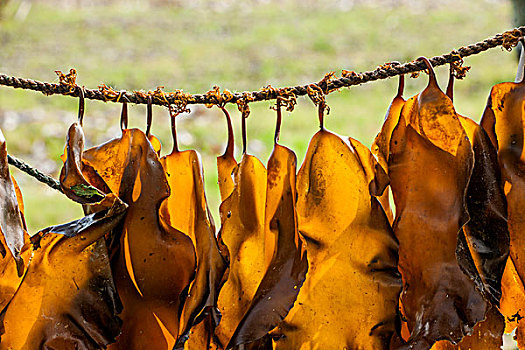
[0, 0, 520, 233]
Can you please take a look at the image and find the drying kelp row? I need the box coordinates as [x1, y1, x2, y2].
[0, 55, 522, 350]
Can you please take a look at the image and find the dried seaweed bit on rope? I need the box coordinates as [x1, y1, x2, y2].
[278, 90, 297, 112]
[204, 85, 235, 108]
[306, 83, 330, 116]
[236, 92, 254, 116]
[449, 51, 471, 80]
[502, 28, 524, 51]
[165, 88, 194, 109]
[379, 61, 402, 71]
[341, 69, 360, 79]
[98, 84, 121, 102]
[265, 86, 297, 113]
[318, 71, 340, 94]
[55, 68, 77, 94]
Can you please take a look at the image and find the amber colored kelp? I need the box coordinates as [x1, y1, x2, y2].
[82, 129, 196, 350]
[424, 74, 508, 350]
[215, 106, 237, 278]
[447, 69, 509, 310]
[480, 74, 525, 346]
[228, 143, 308, 348]
[217, 107, 237, 203]
[214, 155, 268, 347]
[271, 129, 399, 350]
[0, 201, 126, 350]
[158, 113, 226, 345]
[372, 75, 406, 222]
[60, 121, 105, 204]
[216, 107, 308, 349]
[0, 128, 29, 313]
[181, 108, 238, 350]
[388, 60, 489, 349]
[0, 129, 28, 276]
[456, 116, 509, 306]
[430, 307, 505, 350]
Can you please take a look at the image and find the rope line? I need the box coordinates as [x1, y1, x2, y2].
[1, 26, 525, 193]
[0, 27, 524, 108]
[7, 155, 62, 192]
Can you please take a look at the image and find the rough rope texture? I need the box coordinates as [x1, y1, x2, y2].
[2, 26, 525, 193]
[7, 155, 62, 193]
[0, 27, 524, 108]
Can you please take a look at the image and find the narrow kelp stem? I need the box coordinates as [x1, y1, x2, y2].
[417, 56, 438, 88]
[220, 106, 234, 158]
[447, 63, 455, 102]
[168, 104, 180, 154]
[120, 101, 128, 132]
[146, 96, 153, 137]
[397, 74, 405, 99]
[274, 99, 282, 144]
[241, 109, 249, 155]
[77, 88, 85, 126]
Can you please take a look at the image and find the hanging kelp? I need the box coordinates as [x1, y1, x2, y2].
[215, 106, 308, 349]
[0, 199, 126, 349]
[0, 128, 30, 313]
[60, 121, 105, 204]
[157, 111, 226, 346]
[182, 108, 238, 350]
[82, 128, 196, 350]
[0, 128, 29, 277]
[271, 124, 400, 349]
[372, 74, 406, 222]
[1, 104, 130, 349]
[480, 68, 525, 347]
[430, 306, 505, 350]
[445, 67, 509, 309]
[227, 142, 308, 348]
[388, 58, 477, 348]
[217, 107, 237, 203]
[456, 115, 509, 306]
[423, 70, 510, 350]
[214, 151, 268, 348]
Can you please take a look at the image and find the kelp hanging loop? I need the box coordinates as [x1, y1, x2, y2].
[77, 87, 85, 126]
[167, 103, 183, 154]
[120, 98, 128, 132]
[146, 96, 153, 137]
[306, 83, 329, 130]
[236, 95, 252, 154]
[274, 98, 282, 144]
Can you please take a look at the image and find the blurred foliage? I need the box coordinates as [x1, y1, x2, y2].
[0, 0, 518, 233]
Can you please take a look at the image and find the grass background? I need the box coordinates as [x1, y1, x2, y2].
[0, 0, 518, 233]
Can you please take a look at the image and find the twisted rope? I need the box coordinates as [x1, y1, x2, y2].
[7, 155, 62, 192]
[2, 26, 524, 193]
[0, 27, 524, 108]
